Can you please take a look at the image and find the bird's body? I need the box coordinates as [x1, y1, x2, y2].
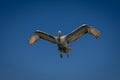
[28, 24, 101, 58]
[57, 36, 71, 53]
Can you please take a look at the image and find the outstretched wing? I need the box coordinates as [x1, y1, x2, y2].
[28, 30, 57, 45]
[65, 24, 101, 43]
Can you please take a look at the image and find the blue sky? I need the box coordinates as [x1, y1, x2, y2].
[1, 0, 120, 80]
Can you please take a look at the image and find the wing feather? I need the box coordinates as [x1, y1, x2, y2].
[65, 24, 101, 43]
[28, 30, 57, 45]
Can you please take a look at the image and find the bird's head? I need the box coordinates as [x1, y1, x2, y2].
[58, 30, 62, 36]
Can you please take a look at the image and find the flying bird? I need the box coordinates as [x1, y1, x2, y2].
[28, 24, 101, 58]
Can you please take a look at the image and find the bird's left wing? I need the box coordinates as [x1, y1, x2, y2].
[65, 24, 101, 43]
[28, 30, 57, 45]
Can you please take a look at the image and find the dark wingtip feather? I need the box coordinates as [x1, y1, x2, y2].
[88, 27, 101, 38]
[28, 33, 40, 45]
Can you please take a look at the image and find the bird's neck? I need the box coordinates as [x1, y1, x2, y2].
[58, 32, 62, 43]
[58, 34, 61, 42]
[57, 30, 62, 43]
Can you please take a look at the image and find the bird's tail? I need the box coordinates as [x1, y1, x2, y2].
[64, 46, 72, 53]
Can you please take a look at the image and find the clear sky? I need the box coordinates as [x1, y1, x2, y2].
[1, 0, 120, 80]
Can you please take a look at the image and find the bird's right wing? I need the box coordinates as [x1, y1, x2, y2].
[28, 30, 57, 45]
[65, 24, 101, 43]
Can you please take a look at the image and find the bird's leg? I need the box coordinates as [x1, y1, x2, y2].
[60, 52, 63, 58]
[58, 50, 63, 58]
[66, 53, 69, 58]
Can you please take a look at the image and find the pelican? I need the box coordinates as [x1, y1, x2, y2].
[28, 24, 101, 58]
